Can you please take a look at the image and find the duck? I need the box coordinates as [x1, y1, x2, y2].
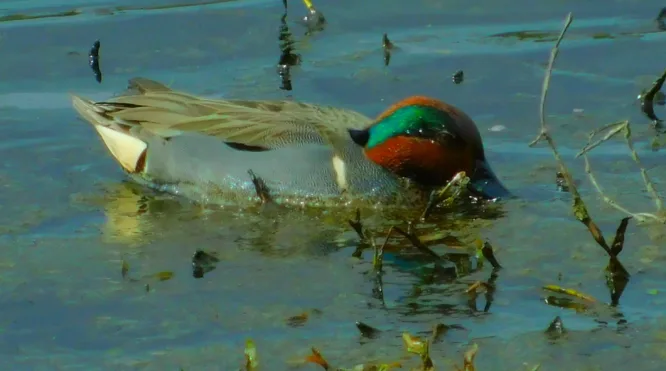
[70, 77, 510, 207]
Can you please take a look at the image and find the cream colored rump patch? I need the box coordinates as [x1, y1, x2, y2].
[94, 125, 148, 173]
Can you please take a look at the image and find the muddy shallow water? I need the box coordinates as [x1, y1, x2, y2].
[1, 0, 666, 370]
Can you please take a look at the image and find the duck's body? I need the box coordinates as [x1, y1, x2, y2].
[71, 77, 509, 207]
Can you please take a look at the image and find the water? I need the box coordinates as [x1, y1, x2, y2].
[1, 0, 666, 369]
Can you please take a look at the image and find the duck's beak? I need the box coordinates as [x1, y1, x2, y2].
[468, 159, 513, 200]
[348, 128, 370, 147]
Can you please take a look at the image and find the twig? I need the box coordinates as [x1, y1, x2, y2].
[248, 169, 273, 204]
[577, 120, 664, 223]
[420, 171, 469, 221]
[529, 12, 573, 147]
[640, 68, 666, 126]
[622, 122, 664, 213]
[527, 13, 631, 277]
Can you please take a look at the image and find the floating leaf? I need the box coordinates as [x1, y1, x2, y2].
[286, 312, 309, 327]
[542, 284, 596, 302]
[402, 332, 426, 355]
[402, 332, 433, 369]
[305, 347, 330, 370]
[192, 249, 220, 279]
[154, 271, 174, 281]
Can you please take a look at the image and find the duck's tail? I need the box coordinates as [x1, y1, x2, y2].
[71, 94, 148, 174]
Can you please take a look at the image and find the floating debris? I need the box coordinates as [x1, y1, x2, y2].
[402, 332, 434, 370]
[244, 339, 258, 370]
[543, 284, 596, 302]
[480, 240, 502, 269]
[452, 70, 464, 84]
[545, 315, 566, 338]
[192, 249, 220, 279]
[301, 0, 326, 35]
[89, 39, 102, 83]
[639, 68, 666, 128]
[305, 347, 330, 370]
[421, 171, 470, 220]
[152, 271, 174, 281]
[555, 171, 568, 192]
[248, 169, 273, 204]
[382, 33, 394, 66]
[657, 7, 666, 31]
[348, 208, 366, 241]
[286, 312, 309, 327]
[355, 321, 381, 339]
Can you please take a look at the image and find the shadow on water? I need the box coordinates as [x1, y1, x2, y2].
[1, 0, 666, 369]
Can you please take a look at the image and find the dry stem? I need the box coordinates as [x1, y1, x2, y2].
[577, 120, 665, 223]
[528, 13, 631, 274]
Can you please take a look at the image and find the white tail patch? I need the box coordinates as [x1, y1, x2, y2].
[332, 155, 348, 192]
[94, 125, 148, 173]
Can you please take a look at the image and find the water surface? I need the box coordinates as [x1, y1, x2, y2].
[1, 0, 666, 369]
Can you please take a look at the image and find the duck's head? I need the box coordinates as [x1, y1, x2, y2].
[348, 96, 511, 200]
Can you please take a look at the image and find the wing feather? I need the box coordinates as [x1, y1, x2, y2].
[93, 77, 374, 151]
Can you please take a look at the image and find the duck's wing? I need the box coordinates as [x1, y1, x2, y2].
[97, 77, 373, 150]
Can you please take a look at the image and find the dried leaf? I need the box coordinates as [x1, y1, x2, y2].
[542, 284, 596, 302]
[154, 271, 174, 281]
[305, 347, 330, 370]
[402, 332, 426, 355]
[463, 343, 478, 371]
[286, 312, 309, 327]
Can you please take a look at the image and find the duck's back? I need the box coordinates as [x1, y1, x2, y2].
[72, 78, 403, 205]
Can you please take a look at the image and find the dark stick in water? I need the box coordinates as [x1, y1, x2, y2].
[89, 40, 102, 83]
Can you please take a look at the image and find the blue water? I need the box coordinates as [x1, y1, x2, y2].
[1, 0, 666, 369]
